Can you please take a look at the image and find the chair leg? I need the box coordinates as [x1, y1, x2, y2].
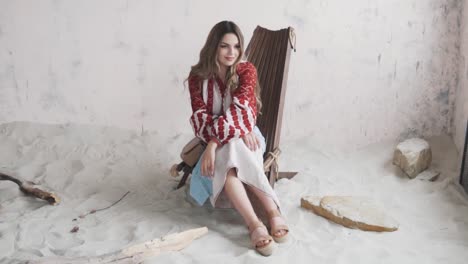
[170, 161, 187, 178]
[176, 171, 190, 189]
[176, 162, 186, 172]
[176, 164, 194, 190]
[268, 171, 276, 188]
[268, 162, 279, 188]
[278, 172, 298, 180]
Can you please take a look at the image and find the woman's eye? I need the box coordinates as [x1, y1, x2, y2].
[220, 44, 239, 49]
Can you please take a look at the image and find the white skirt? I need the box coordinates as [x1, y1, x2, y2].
[209, 127, 281, 209]
[189, 127, 281, 209]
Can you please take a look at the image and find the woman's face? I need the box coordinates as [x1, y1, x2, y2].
[216, 33, 240, 69]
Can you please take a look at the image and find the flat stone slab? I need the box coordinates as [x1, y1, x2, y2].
[301, 195, 399, 232]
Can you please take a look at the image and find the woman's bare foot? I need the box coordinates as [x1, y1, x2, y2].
[267, 209, 289, 243]
[249, 221, 275, 256]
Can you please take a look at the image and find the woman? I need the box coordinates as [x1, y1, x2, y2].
[187, 21, 289, 256]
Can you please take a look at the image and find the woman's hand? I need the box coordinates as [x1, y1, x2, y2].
[201, 140, 218, 178]
[241, 132, 261, 151]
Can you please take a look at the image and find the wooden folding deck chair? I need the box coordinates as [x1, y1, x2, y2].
[171, 25, 297, 189]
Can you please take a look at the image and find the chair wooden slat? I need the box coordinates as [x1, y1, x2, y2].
[245, 26, 295, 184]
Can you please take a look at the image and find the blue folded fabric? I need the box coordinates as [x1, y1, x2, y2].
[189, 126, 266, 206]
[189, 156, 213, 206]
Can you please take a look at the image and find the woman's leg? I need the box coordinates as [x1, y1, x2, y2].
[245, 185, 278, 213]
[246, 185, 288, 238]
[223, 168, 270, 246]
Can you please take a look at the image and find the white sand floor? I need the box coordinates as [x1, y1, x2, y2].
[1, 121, 468, 263]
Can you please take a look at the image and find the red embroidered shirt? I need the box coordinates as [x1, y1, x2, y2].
[188, 61, 258, 146]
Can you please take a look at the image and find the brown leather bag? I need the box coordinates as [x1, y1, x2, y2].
[180, 138, 206, 167]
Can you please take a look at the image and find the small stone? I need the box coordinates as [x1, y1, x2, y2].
[393, 138, 432, 178]
[301, 196, 399, 232]
[416, 170, 440, 181]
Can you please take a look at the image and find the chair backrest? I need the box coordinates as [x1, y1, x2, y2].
[245, 26, 296, 158]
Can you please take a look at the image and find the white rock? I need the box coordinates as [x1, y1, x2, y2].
[393, 138, 432, 178]
[416, 169, 440, 181]
[301, 195, 399, 232]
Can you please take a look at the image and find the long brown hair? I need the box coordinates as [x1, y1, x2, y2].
[188, 21, 262, 114]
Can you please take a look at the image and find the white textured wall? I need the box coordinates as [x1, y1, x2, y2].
[453, 0, 468, 155]
[0, 0, 463, 152]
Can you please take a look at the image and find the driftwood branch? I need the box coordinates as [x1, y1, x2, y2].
[76, 191, 130, 220]
[28, 227, 209, 264]
[0, 172, 60, 205]
[95, 191, 130, 213]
